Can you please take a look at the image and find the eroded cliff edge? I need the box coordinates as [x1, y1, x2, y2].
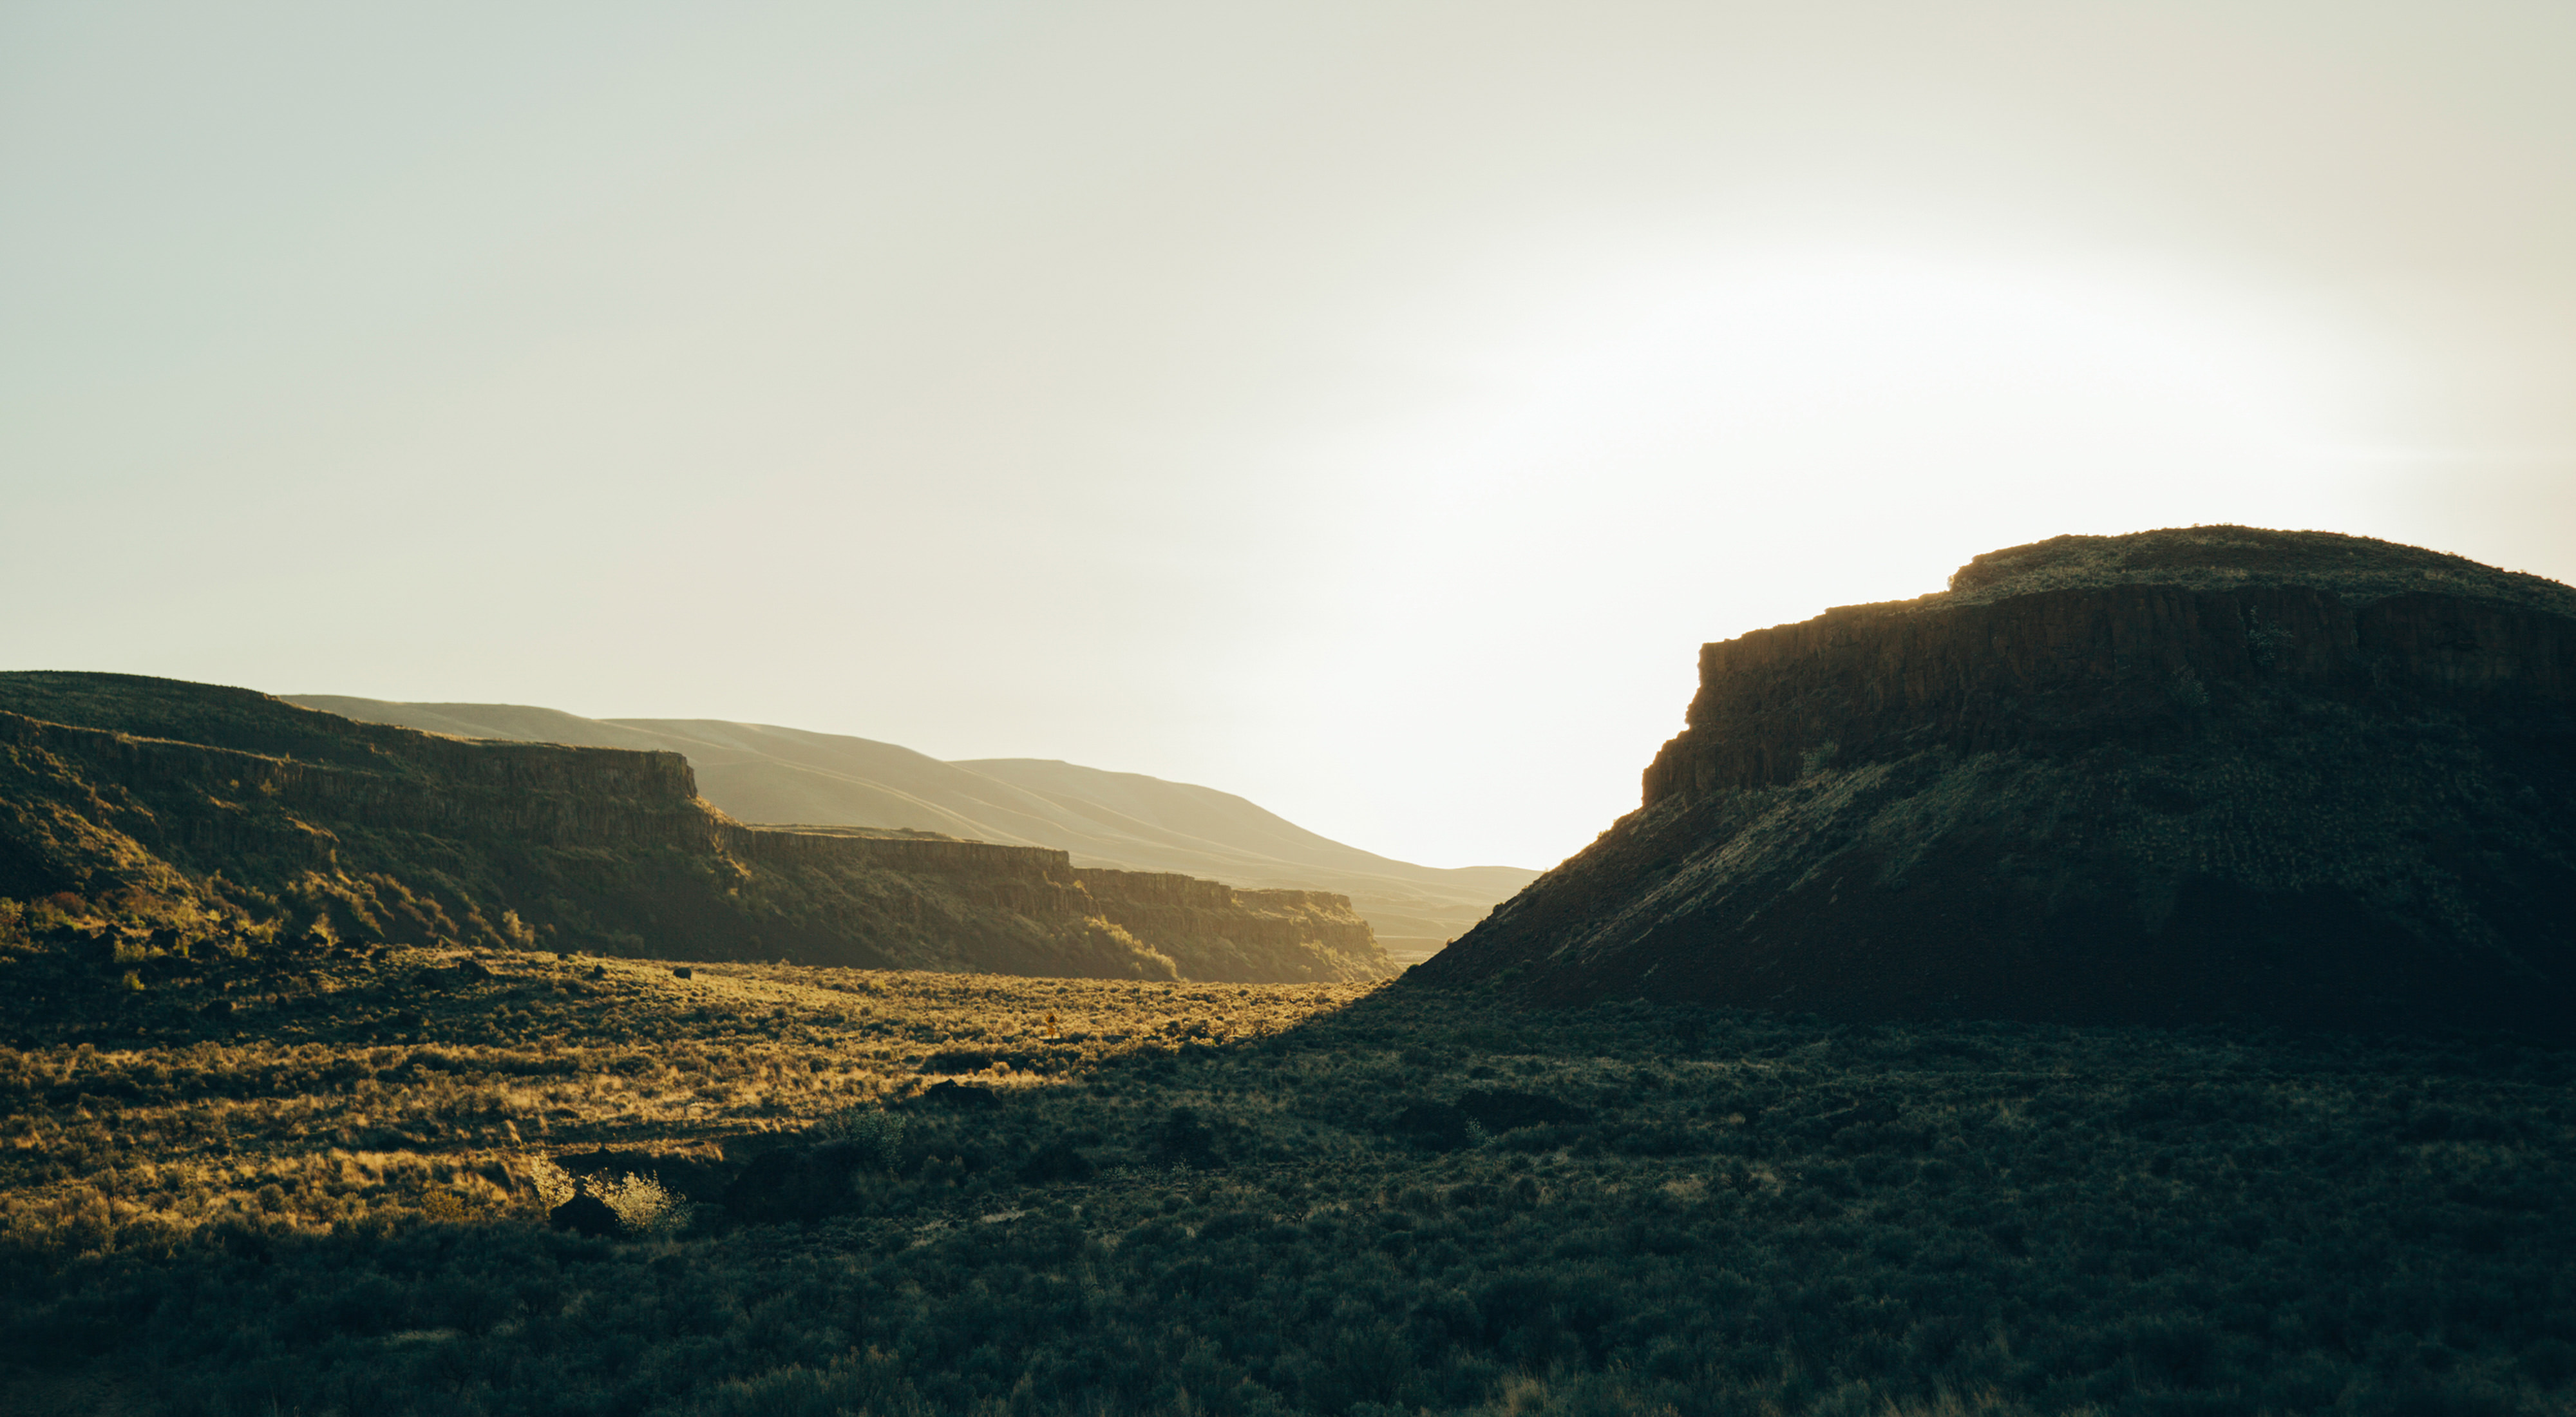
[1414, 528, 2576, 1036]
[0, 673, 1390, 984]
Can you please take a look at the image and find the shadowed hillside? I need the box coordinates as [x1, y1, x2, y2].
[1416, 527, 2576, 1038]
[0, 673, 1390, 984]
[288, 698, 1537, 960]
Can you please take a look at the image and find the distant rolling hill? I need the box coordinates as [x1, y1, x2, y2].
[288, 698, 1537, 960]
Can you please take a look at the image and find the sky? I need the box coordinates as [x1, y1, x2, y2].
[5, 2, 2573, 871]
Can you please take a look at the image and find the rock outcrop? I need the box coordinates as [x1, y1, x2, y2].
[1414, 528, 2576, 1036]
[0, 673, 1391, 984]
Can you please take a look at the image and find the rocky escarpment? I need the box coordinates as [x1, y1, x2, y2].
[1414, 528, 2576, 1036]
[0, 673, 1391, 984]
[719, 825, 1385, 982]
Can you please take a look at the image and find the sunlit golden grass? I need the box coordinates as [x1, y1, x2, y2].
[0, 942, 1371, 1259]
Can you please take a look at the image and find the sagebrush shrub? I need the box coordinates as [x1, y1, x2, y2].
[594, 1172, 692, 1235]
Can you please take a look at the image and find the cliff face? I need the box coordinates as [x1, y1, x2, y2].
[0, 673, 1391, 985]
[1416, 528, 2576, 1037]
[717, 826, 1385, 982]
[1640, 584, 2576, 804]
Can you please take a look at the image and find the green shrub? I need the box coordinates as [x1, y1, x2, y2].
[817, 1107, 907, 1171]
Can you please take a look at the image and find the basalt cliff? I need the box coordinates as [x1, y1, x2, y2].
[0, 673, 1389, 984]
[1413, 528, 2576, 1036]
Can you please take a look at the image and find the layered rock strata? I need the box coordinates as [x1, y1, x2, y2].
[0, 674, 1390, 984]
[1414, 528, 2576, 1036]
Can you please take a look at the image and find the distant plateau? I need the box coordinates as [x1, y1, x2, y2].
[285, 697, 1539, 964]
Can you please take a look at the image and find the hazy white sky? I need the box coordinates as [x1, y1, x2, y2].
[6, 2, 2573, 869]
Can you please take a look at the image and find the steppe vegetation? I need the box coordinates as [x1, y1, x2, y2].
[4, 919, 2572, 1417]
[1933, 525, 2576, 616]
[0, 913, 1345, 1257]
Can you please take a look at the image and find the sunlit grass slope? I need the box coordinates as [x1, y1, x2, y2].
[0, 938, 1364, 1257]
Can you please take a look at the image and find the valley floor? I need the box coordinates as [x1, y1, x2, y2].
[3, 944, 2572, 1416]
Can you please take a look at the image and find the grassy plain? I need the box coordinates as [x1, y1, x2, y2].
[3, 938, 2573, 1417]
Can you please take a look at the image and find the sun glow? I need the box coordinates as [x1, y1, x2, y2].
[1251, 241, 2399, 866]
[1343, 243, 2377, 594]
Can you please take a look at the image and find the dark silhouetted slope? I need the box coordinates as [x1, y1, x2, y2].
[1414, 527, 2576, 1037]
